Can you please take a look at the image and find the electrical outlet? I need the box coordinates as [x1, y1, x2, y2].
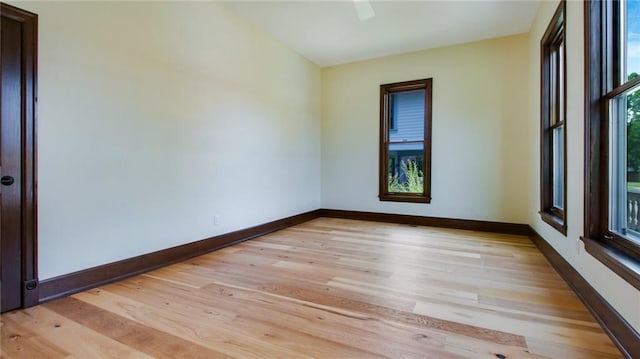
[213, 215, 220, 225]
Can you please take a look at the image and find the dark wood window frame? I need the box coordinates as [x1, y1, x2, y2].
[379, 78, 432, 203]
[540, 1, 568, 235]
[584, 0, 640, 290]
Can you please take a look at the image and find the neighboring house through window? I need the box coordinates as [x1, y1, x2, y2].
[585, 0, 640, 289]
[540, 1, 567, 235]
[379, 79, 432, 203]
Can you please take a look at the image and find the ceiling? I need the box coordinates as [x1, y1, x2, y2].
[223, 0, 540, 67]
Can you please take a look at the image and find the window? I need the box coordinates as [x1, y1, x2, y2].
[585, 0, 640, 290]
[541, 2, 567, 235]
[379, 79, 432, 203]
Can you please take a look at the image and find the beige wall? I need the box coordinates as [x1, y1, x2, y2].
[321, 34, 530, 224]
[11, 1, 322, 279]
[527, 1, 640, 332]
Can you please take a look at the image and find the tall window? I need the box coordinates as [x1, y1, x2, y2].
[541, 2, 567, 235]
[379, 79, 432, 203]
[585, 0, 640, 290]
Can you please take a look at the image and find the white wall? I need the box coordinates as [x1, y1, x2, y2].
[11, 1, 322, 280]
[321, 35, 530, 224]
[528, 1, 640, 332]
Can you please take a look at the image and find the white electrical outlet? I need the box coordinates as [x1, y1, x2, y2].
[213, 215, 220, 225]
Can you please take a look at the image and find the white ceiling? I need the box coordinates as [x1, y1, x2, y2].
[223, 0, 540, 67]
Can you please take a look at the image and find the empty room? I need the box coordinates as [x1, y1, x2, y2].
[0, 0, 638, 358]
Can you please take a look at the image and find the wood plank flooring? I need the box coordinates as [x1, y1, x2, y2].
[1, 218, 622, 358]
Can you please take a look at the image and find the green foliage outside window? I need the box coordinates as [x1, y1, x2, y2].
[388, 160, 423, 193]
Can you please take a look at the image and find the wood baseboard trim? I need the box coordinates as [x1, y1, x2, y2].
[38, 209, 529, 304]
[38, 209, 321, 303]
[34, 207, 637, 356]
[528, 228, 639, 359]
[319, 209, 531, 235]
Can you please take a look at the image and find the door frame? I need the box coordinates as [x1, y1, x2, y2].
[1, 2, 38, 308]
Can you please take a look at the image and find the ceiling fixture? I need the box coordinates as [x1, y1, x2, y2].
[353, 0, 375, 21]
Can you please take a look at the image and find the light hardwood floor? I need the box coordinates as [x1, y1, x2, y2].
[1, 218, 622, 358]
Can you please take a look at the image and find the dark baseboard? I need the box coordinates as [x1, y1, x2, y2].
[529, 228, 639, 359]
[320, 209, 531, 235]
[34, 207, 637, 357]
[37, 209, 529, 303]
[38, 209, 321, 303]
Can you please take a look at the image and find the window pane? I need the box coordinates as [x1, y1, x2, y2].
[388, 89, 425, 143]
[388, 142, 424, 194]
[610, 84, 640, 244]
[553, 126, 564, 209]
[625, 0, 640, 81]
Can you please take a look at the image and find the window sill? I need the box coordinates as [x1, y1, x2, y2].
[581, 236, 640, 291]
[540, 211, 567, 235]
[379, 194, 431, 203]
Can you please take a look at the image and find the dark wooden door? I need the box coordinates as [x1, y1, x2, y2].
[0, 3, 38, 313]
[1, 8, 25, 312]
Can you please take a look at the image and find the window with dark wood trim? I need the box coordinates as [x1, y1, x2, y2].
[584, 0, 640, 290]
[379, 79, 432, 203]
[540, 1, 567, 235]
